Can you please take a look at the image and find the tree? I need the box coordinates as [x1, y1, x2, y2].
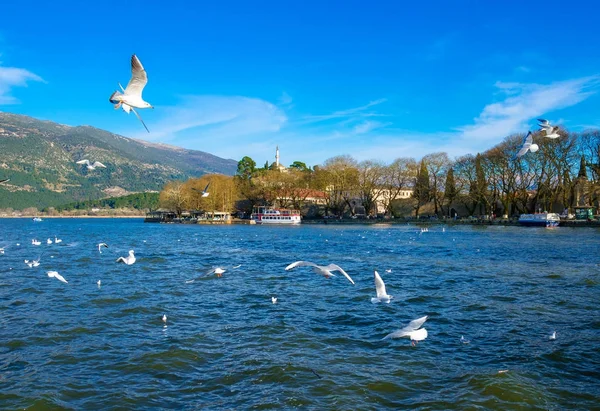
[444, 167, 457, 216]
[380, 157, 417, 216]
[236, 156, 256, 180]
[412, 159, 430, 217]
[289, 161, 310, 172]
[317, 155, 359, 217]
[159, 181, 188, 217]
[357, 160, 386, 216]
[423, 152, 451, 217]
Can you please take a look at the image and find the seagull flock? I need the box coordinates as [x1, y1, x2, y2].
[514, 118, 562, 159]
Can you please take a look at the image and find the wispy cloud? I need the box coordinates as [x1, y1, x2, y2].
[353, 120, 392, 135]
[302, 98, 388, 123]
[0, 66, 44, 104]
[278, 91, 293, 106]
[457, 76, 599, 144]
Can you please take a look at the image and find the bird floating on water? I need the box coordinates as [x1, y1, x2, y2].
[460, 335, 470, 344]
[549, 331, 557, 340]
[371, 270, 393, 303]
[47, 238, 53, 245]
[47, 270, 68, 284]
[383, 315, 428, 346]
[272, 296, 277, 304]
[54, 237, 62, 244]
[97, 280, 101, 288]
[76, 159, 107, 171]
[32, 239, 41, 246]
[116, 250, 136, 265]
[24, 256, 41, 268]
[285, 261, 355, 284]
[514, 131, 538, 159]
[109, 54, 153, 133]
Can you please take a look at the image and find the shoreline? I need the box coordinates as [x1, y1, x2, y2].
[0, 215, 145, 219]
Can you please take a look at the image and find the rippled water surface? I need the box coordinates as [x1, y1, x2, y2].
[1, 218, 599, 410]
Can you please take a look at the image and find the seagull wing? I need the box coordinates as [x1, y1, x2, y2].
[285, 261, 318, 271]
[0, 178, 9, 184]
[326, 264, 355, 284]
[76, 159, 90, 166]
[47, 271, 68, 283]
[404, 315, 428, 331]
[124, 54, 148, 97]
[515, 132, 532, 158]
[204, 182, 210, 193]
[537, 118, 549, 126]
[131, 107, 150, 133]
[91, 162, 106, 168]
[374, 271, 388, 297]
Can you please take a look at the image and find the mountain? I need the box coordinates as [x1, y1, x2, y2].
[0, 112, 238, 210]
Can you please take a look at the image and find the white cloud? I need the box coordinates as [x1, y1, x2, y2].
[0, 66, 44, 104]
[301, 98, 387, 123]
[353, 120, 392, 135]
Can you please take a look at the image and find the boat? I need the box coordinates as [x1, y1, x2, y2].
[32, 217, 43, 222]
[518, 213, 560, 227]
[250, 206, 301, 225]
[546, 220, 559, 229]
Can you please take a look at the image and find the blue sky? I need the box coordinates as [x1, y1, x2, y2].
[1, 0, 599, 168]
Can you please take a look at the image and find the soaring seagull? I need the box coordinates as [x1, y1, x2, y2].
[116, 250, 136, 265]
[537, 119, 560, 138]
[383, 315, 429, 346]
[514, 131, 538, 159]
[0, 178, 9, 184]
[76, 159, 107, 171]
[193, 182, 211, 198]
[285, 261, 355, 284]
[109, 54, 153, 133]
[47, 271, 68, 284]
[371, 270, 393, 303]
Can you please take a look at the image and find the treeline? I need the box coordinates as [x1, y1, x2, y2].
[161, 128, 600, 218]
[51, 192, 160, 212]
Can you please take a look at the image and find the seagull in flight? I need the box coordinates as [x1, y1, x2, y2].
[537, 119, 560, 139]
[116, 250, 136, 265]
[0, 178, 9, 184]
[192, 182, 211, 198]
[285, 261, 355, 284]
[109, 54, 153, 133]
[47, 270, 68, 284]
[371, 270, 393, 303]
[514, 131, 538, 159]
[76, 159, 107, 171]
[98, 243, 109, 253]
[382, 315, 429, 346]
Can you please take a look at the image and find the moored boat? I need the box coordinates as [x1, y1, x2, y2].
[250, 206, 301, 225]
[518, 213, 560, 227]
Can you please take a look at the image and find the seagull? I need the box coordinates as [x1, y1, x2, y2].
[212, 267, 226, 277]
[285, 261, 355, 284]
[97, 280, 101, 288]
[32, 239, 41, 246]
[385, 269, 392, 273]
[0, 178, 9, 184]
[24, 256, 41, 268]
[47, 270, 68, 284]
[98, 243, 109, 253]
[272, 296, 277, 304]
[549, 331, 557, 340]
[0, 248, 4, 255]
[76, 159, 107, 171]
[371, 270, 393, 303]
[193, 182, 210, 198]
[109, 54, 153, 133]
[537, 119, 561, 138]
[514, 131, 538, 159]
[47, 238, 53, 245]
[162, 314, 167, 324]
[116, 250, 136, 265]
[54, 237, 62, 244]
[537, 118, 550, 127]
[460, 335, 470, 344]
[382, 315, 429, 346]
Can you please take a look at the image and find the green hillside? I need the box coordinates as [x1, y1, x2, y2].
[0, 112, 238, 209]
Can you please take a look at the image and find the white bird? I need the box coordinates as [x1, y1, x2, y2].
[212, 267, 226, 277]
[460, 335, 470, 344]
[514, 131, 538, 159]
[162, 314, 167, 324]
[385, 269, 392, 273]
[272, 296, 277, 304]
[541, 127, 560, 139]
[116, 250, 136, 265]
[76, 159, 107, 171]
[0, 247, 4, 254]
[193, 182, 210, 197]
[24, 256, 41, 268]
[47, 238, 53, 245]
[549, 331, 557, 340]
[54, 237, 62, 244]
[109, 54, 153, 133]
[383, 315, 429, 346]
[32, 239, 41, 246]
[98, 243, 109, 253]
[47, 270, 68, 284]
[285, 261, 355, 284]
[97, 280, 101, 288]
[537, 118, 550, 127]
[371, 270, 393, 303]
[0, 178, 9, 184]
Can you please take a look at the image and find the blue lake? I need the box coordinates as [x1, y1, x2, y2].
[0, 218, 599, 409]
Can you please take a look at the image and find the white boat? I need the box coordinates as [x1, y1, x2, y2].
[518, 213, 560, 227]
[250, 206, 301, 225]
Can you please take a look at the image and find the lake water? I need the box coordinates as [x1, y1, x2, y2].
[0, 218, 599, 409]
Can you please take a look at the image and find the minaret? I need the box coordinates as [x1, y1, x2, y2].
[275, 145, 280, 167]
